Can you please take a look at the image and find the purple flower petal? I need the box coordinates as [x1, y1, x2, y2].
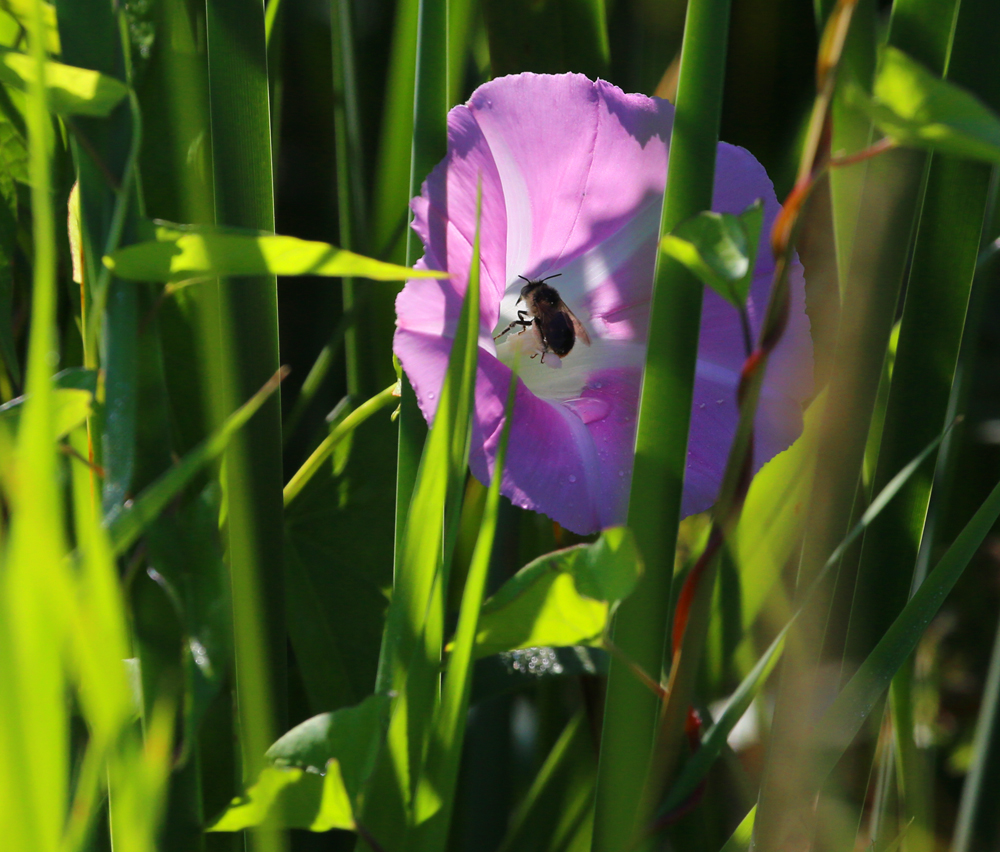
[395, 72, 813, 534]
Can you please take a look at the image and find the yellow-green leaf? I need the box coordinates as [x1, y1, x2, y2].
[0, 47, 126, 117]
[854, 45, 1000, 163]
[468, 527, 643, 658]
[207, 761, 354, 832]
[105, 224, 448, 283]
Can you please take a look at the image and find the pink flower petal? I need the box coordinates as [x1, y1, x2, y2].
[394, 73, 813, 534]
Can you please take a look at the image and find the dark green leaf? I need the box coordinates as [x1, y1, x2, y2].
[266, 693, 391, 801]
[144, 489, 233, 757]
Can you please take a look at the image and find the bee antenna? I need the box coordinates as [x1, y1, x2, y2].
[517, 275, 530, 283]
[540, 273, 562, 282]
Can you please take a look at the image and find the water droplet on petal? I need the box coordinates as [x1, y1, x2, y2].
[698, 403, 706, 409]
[569, 475, 577, 483]
[716, 399, 724, 405]
[618, 469, 625, 477]
[428, 391, 436, 400]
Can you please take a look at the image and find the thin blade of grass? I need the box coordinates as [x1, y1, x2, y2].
[411, 369, 516, 852]
[104, 367, 286, 555]
[754, 0, 956, 841]
[593, 0, 731, 846]
[357, 180, 481, 852]
[205, 0, 286, 809]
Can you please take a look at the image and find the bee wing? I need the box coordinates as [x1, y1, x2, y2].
[563, 304, 591, 346]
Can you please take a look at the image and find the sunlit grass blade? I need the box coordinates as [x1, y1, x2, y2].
[104, 367, 287, 554]
[0, 4, 72, 849]
[411, 370, 515, 852]
[754, 0, 958, 840]
[205, 2, 286, 812]
[105, 226, 446, 282]
[357, 181, 481, 852]
[593, 0, 731, 845]
[658, 414, 949, 821]
[813, 473, 1000, 778]
[283, 381, 398, 506]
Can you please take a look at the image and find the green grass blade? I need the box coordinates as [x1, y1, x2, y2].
[755, 0, 958, 840]
[952, 607, 1000, 852]
[496, 711, 596, 852]
[330, 0, 366, 397]
[593, 0, 731, 846]
[106, 227, 446, 282]
[357, 180, 481, 852]
[483, 0, 609, 79]
[411, 371, 516, 852]
[1, 4, 66, 849]
[283, 382, 398, 506]
[815, 473, 1000, 778]
[205, 0, 286, 800]
[659, 418, 951, 828]
[104, 367, 286, 555]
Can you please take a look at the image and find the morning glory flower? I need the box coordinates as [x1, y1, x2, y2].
[394, 73, 813, 535]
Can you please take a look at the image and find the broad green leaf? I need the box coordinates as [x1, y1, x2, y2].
[265, 693, 390, 801]
[659, 201, 762, 309]
[105, 223, 447, 283]
[208, 762, 354, 832]
[210, 694, 389, 833]
[854, 46, 1000, 163]
[731, 390, 824, 632]
[469, 527, 643, 658]
[0, 47, 126, 117]
[0, 0, 60, 53]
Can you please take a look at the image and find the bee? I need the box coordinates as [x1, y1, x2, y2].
[493, 274, 591, 363]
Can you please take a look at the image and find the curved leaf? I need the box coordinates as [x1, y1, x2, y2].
[105, 224, 447, 283]
[855, 46, 1000, 162]
[469, 527, 643, 658]
[0, 47, 126, 116]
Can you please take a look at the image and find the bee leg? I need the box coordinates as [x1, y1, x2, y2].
[494, 313, 533, 342]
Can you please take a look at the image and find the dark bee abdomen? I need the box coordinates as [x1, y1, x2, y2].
[541, 312, 576, 356]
